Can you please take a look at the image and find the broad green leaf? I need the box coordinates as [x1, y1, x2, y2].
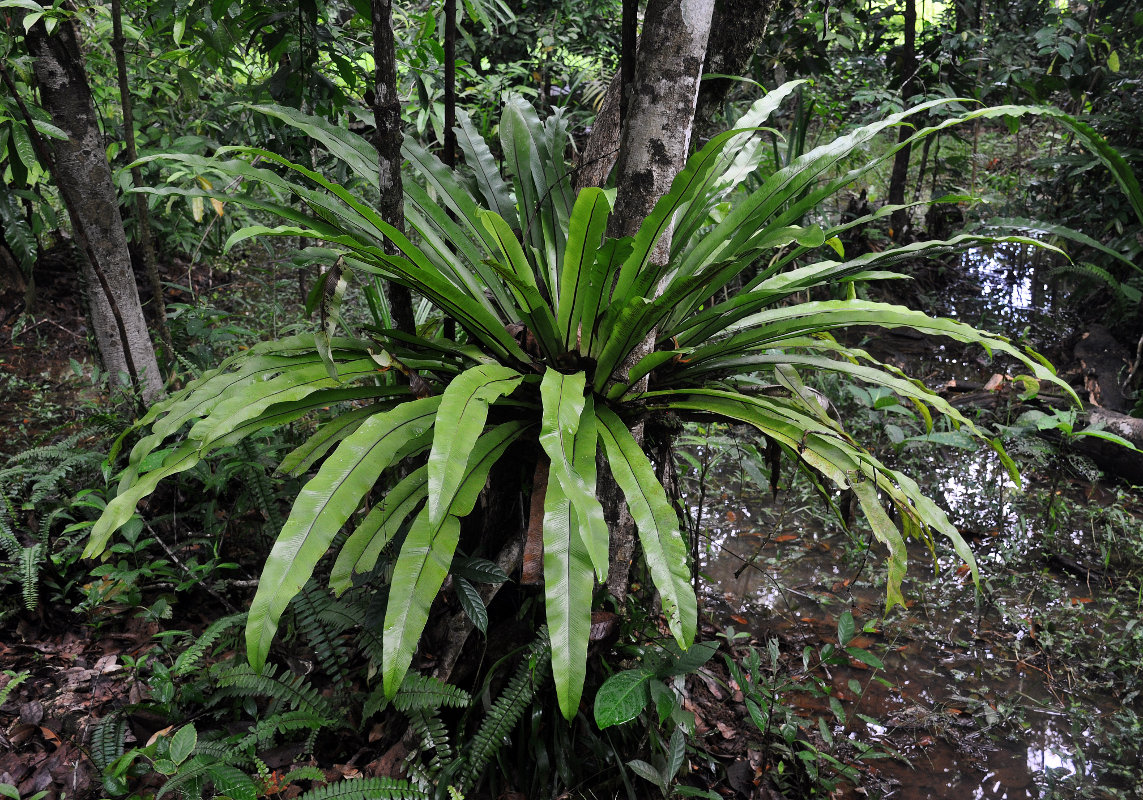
[538, 370, 608, 580]
[688, 300, 1076, 403]
[846, 646, 885, 670]
[666, 727, 687, 782]
[169, 723, 197, 765]
[543, 398, 598, 720]
[658, 640, 719, 677]
[247, 398, 441, 671]
[986, 217, 1142, 276]
[479, 210, 561, 355]
[455, 108, 516, 224]
[427, 363, 523, 525]
[613, 126, 750, 301]
[578, 236, 632, 356]
[250, 104, 379, 187]
[557, 188, 611, 348]
[851, 479, 906, 610]
[189, 357, 381, 450]
[454, 577, 488, 634]
[30, 119, 67, 141]
[382, 423, 526, 697]
[837, 610, 855, 646]
[276, 405, 377, 477]
[649, 388, 978, 599]
[381, 511, 457, 699]
[596, 406, 696, 648]
[594, 669, 654, 729]
[329, 466, 427, 594]
[86, 442, 199, 557]
[626, 760, 666, 793]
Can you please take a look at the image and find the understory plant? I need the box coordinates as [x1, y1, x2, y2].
[84, 84, 1117, 721]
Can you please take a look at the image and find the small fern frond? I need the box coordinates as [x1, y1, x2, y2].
[0, 671, 29, 709]
[315, 593, 384, 666]
[235, 709, 335, 752]
[392, 674, 472, 713]
[405, 707, 451, 776]
[18, 542, 42, 610]
[292, 583, 351, 684]
[190, 739, 254, 766]
[293, 777, 430, 800]
[363, 684, 389, 721]
[90, 714, 127, 772]
[459, 635, 551, 795]
[279, 766, 326, 784]
[173, 612, 247, 676]
[156, 755, 217, 800]
[209, 663, 336, 719]
[241, 439, 285, 533]
[1049, 261, 1133, 305]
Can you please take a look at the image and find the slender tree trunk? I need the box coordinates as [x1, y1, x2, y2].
[111, 0, 173, 361]
[25, 11, 163, 402]
[370, 0, 416, 335]
[600, 0, 715, 604]
[888, 0, 918, 240]
[575, 0, 774, 193]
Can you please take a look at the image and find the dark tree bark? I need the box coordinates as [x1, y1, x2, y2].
[111, 0, 172, 360]
[600, 0, 715, 604]
[24, 12, 163, 402]
[888, 0, 918, 240]
[370, 0, 416, 335]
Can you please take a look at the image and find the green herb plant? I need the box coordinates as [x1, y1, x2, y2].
[83, 86, 1125, 724]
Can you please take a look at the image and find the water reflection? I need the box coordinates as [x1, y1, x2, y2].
[694, 246, 1116, 798]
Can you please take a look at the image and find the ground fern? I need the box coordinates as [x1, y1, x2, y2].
[293, 777, 429, 800]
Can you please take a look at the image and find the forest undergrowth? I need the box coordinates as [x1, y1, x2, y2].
[2, 239, 1143, 800]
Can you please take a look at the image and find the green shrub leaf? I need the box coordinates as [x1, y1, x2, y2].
[594, 669, 654, 729]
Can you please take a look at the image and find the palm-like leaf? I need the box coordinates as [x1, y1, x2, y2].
[91, 88, 1131, 711]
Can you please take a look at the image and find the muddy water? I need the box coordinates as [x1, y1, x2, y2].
[698, 455, 1119, 798]
[695, 246, 1130, 798]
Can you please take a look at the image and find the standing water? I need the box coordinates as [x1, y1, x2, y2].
[693, 246, 1141, 798]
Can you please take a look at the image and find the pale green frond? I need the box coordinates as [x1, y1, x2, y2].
[246, 397, 442, 671]
[538, 370, 608, 581]
[595, 406, 697, 648]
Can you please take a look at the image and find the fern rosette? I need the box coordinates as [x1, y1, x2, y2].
[86, 86, 1093, 720]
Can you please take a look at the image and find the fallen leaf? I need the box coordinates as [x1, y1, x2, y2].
[146, 726, 175, 747]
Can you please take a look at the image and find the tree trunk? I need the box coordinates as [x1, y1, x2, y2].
[600, 0, 715, 604]
[111, 0, 173, 361]
[370, 0, 416, 336]
[25, 12, 164, 403]
[888, 0, 918, 240]
[575, 0, 774, 193]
